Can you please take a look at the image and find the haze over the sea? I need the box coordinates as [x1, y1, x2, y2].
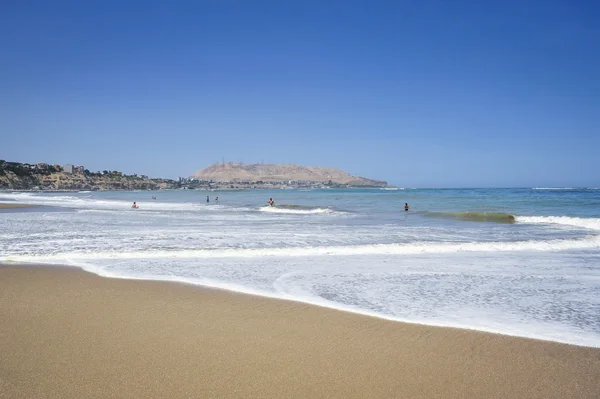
[1, 1, 598, 187]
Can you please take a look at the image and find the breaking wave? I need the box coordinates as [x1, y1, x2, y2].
[420, 212, 600, 230]
[515, 215, 600, 231]
[423, 211, 516, 223]
[5, 235, 600, 264]
[258, 204, 335, 214]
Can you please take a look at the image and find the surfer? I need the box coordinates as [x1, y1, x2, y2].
[268, 198, 274, 207]
[131, 202, 139, 209]
[404, 203, 409, 211]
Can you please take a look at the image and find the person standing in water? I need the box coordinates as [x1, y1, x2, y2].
[206, 196, 209, 203]
[131, 202, 139, 209]
[215, 196, 219, 202]
[404, 203, 409, 211]
[268, 198, 274, 207]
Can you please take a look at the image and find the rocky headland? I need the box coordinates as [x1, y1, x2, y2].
[192, 163, 388, 188]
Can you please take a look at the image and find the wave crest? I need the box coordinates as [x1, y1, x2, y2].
[424, 211, 516, 223]
[515, 216, 600, 231]
[259, 205, 334, 214]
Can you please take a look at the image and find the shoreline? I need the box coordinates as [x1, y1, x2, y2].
[0, 203, 36, 209]
[3, 261, 599, 349]
[1, 265, 599, 398]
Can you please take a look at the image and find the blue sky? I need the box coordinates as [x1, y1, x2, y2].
[1, 0, 598, 187]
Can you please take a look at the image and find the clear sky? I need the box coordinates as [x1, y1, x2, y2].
[1, 0, 598, 187]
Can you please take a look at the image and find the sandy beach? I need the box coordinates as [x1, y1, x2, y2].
[1, 266, 599, 399]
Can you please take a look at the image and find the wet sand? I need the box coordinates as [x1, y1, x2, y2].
[1, 266, 599, 398]
[0, 203, 34, 209]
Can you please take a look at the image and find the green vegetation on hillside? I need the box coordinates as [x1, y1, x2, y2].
[0, 160, 179, 191]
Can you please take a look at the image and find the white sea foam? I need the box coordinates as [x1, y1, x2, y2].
[258, 206, 334, 214]
[516, 215, 600, 231]
[0, 192, 245, 212]
[0, 192, 332, 215]
[15, 256, 600, 349]
[4, 234, 599, 264]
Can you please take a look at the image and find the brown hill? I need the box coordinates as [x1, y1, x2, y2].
[192, 163, 387, 187]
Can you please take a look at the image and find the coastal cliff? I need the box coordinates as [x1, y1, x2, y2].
[0, 161, 176, 191]
[193, 163, 388, 188]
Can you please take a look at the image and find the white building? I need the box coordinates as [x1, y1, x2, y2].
[64, 164, 74, 174]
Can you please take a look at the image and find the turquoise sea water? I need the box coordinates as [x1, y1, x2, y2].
[1, 188, 599, 347]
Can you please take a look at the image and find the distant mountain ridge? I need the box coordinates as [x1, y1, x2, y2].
[192, 163, 388, 187]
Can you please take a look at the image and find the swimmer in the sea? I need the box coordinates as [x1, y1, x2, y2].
[268, 198, 274, 207]
[404, 203, 409, 211]
[131, 202, 139, 209]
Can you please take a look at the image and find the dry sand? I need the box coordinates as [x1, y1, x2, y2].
[1, 266, 599, 399]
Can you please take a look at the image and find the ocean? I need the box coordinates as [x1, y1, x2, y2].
[1, 188, 599, 347]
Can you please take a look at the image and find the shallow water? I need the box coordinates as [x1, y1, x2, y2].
[1, 188, 599, 347]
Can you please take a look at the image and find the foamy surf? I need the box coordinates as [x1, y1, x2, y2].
[38, 259, 600, 349]
[2, 188, 600, 348]
[516, 216, 600, 231]
[258, 205, 335, 214]
[0, 192, 249, 213]
[4, 234, 600, 263]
